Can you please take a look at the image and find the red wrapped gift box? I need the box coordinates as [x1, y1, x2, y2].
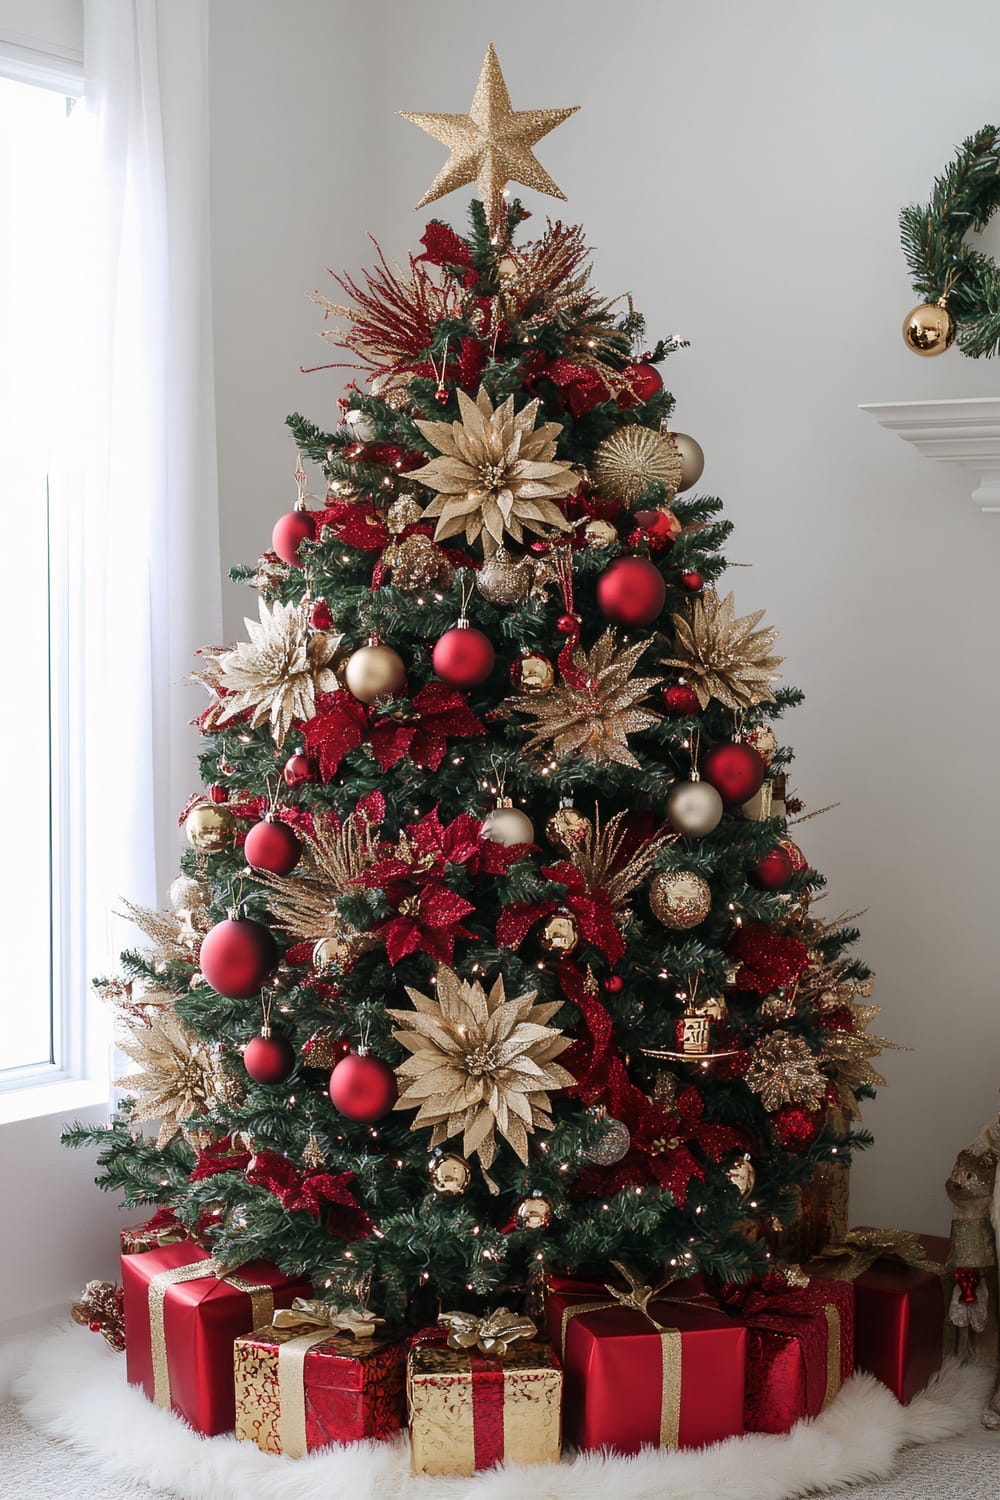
[121, 1240, 310, 1435]
[546, 1271, 746, 1454]
[234, 1312, 407, 1455]
[810, 1229, 948, 1404]
[734, 1278, 854, 1434]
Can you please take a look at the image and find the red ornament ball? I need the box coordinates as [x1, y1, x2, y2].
[778, 837, 808, 874]
[432, 624, 494, 687]
[310, 599, 334, 630]
[282, 752, 316, 788]
[771, 1105, 821, 1152]
[632, 507, 681, 554]
[208, 783, 228, 804]
[271, 509, 314, 567]
[434, 387, 450, 406]
[557, 613, 577, 635]
[89, 1319, 103, 1333]
[663, 684, 700, 715]
[604, 975, 624, 994]
[243, 1031, 296, 1085]
[751, 844, 794, 890]
[702, 741, 765, 804]
[617, 363, 663, 408]
[328, 1051, 398, 1123]
[596, 556, 666, 626]
[244, 818, 301, 876]
[200, 917, 278, 999]
[681, 570, 704, 592]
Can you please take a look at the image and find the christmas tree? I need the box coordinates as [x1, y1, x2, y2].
[65, 46, 891, 1322]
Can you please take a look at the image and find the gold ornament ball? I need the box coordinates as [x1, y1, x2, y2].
[902, 301, 956, 357]
[649, 870, 712, 929]
[546, 804, 592, 850]
[475, 546, 534, 604]
[185, 804, 234, 853]
[428, 1152, 472, 1196]
[481, 802, 535, 847]
[592, 426, 684, 505]
[539, 908, 580, 955]
[496, 255, 519, 281]
[583, 518, 618, 549]
[515, 1194, 554, 1231]
[726, 1155, 756, 1197]
[512, 651, 556, 695]
[666, 778, 725, 837]
[344, 643, 406, 703]
[672, 432, 705, 491]
[313, 933, 355, 971]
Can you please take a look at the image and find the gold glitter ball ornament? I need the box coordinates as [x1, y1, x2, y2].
[511, 650, 556, 695]
[185, 803, 234, 853]
[671, 432, 705, 491]
[344, 643, 406, 703]
[515, 1194, 554, 1231]
[583, 518, 618, 549]
[649, 870, 712, 929]
[546, 804, 592, 851]
[902, 300, 956, 357]
[726, 1156, 756, 1196]
[539, 908, 580, 955]
[428, 1152, 472, 1196]
[591, 426, 683, 505]
[475, 546, 534, 604]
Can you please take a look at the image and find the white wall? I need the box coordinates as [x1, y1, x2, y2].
[209, 0, 1000, 1238]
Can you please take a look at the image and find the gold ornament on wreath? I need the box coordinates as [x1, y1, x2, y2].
[901, 298, 956, 357]
[591, 424, 683, 505]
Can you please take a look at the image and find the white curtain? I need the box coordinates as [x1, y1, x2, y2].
[69, 0, 220, 1059]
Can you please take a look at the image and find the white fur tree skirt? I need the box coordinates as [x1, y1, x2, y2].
[3, 1325, 995, 1500]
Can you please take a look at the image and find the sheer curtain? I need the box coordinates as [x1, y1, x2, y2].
[73, 0, 220, 1057]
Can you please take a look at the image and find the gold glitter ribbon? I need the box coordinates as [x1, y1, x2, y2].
[272, 1298, 382, 1339]
[557, 1264, 683, 1448]
[821, 1304, 842, 1410]
[815, 1228, 946, 1282]
[437, 1306, 537, 1358]
[147, 1256, 274, 1410]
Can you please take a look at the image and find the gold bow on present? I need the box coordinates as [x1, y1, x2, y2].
[271, 1297, 383, 1340]
[816, 1228, 946, 1282]
[438, 1306, 537, 1357]
[604, 1261, 676, 1318]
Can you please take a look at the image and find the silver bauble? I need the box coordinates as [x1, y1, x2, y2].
[667, 778, 724, 837]
[345, 409, 376, 442]
[481, 802, 535, 847]
[169, 874, 205, 913]
[584, 1114, 631, 1166]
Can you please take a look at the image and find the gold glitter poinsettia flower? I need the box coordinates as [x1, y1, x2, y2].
[213, 599, 344, 747]
[387, 965, 574, 1168]
[661, 588, 783, 711]
[115, 1010, 238, 1149]
[745, 1033, 828, 1113]
[411, 386, 577, 551]
[503, 628, 662, 770]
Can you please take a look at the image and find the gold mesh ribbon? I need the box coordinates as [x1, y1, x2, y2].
[437, 1306, 537, 1357]
[147, 1256, 274, 1410]
[557, 1263, 683, 1448]
[821, 1303, 842, 1410]
[815, 1228, 946, 1282]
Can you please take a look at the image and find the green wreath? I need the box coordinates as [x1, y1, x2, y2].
[900, 124, 1000, 357]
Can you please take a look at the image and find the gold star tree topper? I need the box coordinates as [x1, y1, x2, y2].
[399, 43, 579, 232]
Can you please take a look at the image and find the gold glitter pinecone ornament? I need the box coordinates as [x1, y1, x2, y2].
[591, 425, 683, 505]
[386, 533, 454, 594]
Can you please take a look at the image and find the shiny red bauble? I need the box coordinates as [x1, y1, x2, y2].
[596, 556, 666, 626]
[432, 624, 495, 687]
[328, 1051, 398, 1123]
[243, 1030, 296, 1085]
[681, 571, 704, 592]
[208, 783, 229, 804]
[603, 975, 624, 994]
[778, 837, 808, 874]
[282, 752, 316, 788]
[771, 1104, 821, 1152]
[271, 509, 315, 567]
[751, 844, 794, 890]
[663, 684, 700, 715]
[702, 742, 765, 804]
[199, 916, 278, 999]
[617, 363, 663, 408]
[557, 614, 577, 635]
[244, 818, 301, 876]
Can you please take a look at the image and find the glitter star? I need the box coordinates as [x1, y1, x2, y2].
[399, 42, 578, 231]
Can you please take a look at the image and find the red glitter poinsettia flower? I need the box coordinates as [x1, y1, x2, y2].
[312, 500, 389, 552]
[302, 690, 370, 780]
[189, 1136, 253, 1182]
[355, 805, 527, 890]
[496, 861, 624, 964]
[727, 922, 810, 996]
[244, 1151, 372, 1239]
[369, 682, 485, 772]
[415, 222, 473, 270]
[378, 879, 476, 966]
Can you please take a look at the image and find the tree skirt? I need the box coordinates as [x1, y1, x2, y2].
[6, 1326, 993, 1500]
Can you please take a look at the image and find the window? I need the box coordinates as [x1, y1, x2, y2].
[0, 71, 85, 1088]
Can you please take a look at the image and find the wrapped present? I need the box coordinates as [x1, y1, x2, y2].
[121, 1240, 310, 1435]
[809, 1227, 947, 1403]
[234, 1299, 407, 1455]
[408, 1309, 562, 1476]
[766, 1108, 851, 1264]
[546, 1265, 746, 1454]
[120, 1208, 191, 1255]
[721, 1275, 854, 1434]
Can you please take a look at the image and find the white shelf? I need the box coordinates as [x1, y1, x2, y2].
[859, 397, 1000, 513]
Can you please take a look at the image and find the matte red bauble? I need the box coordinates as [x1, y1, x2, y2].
[328, 1051, 398, 1123]
[751, 844, 794, 890]
[200, 917, 278, 999]
[243, 1030, 295, 1085]
[702, 742, 765, 804]
[271, 509, 314, 567]
[244, 819, 301, 876]
[596, 556, 666, 626]
[771, 1104, 821, 1152]
[681, 570, 704, 592]
[663, 684, 700, 715]
[617, 363, 663, 408]
[432, 623, 495, 687]
[282, 752, 316, 788]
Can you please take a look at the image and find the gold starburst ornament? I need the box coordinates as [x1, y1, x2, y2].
[388, 965, 574, 1169]
[212, 599, 345, 747]
[662, 588, 783, 711]
[115, 1009, 240, 1149]
[412, 386, 577, 554]
[591, 426, 684, 505]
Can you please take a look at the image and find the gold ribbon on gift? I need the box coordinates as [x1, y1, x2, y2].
[815, 1228, 946, 1282]
[557, 1263, 682, 1448]
[272, 1298, 383, 1339]
[437, 1306, 537, 1357]
[821, 1304, 843, 1411]
[147, 1255, 275, 1410]
[271, 1302, 384, 1459]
